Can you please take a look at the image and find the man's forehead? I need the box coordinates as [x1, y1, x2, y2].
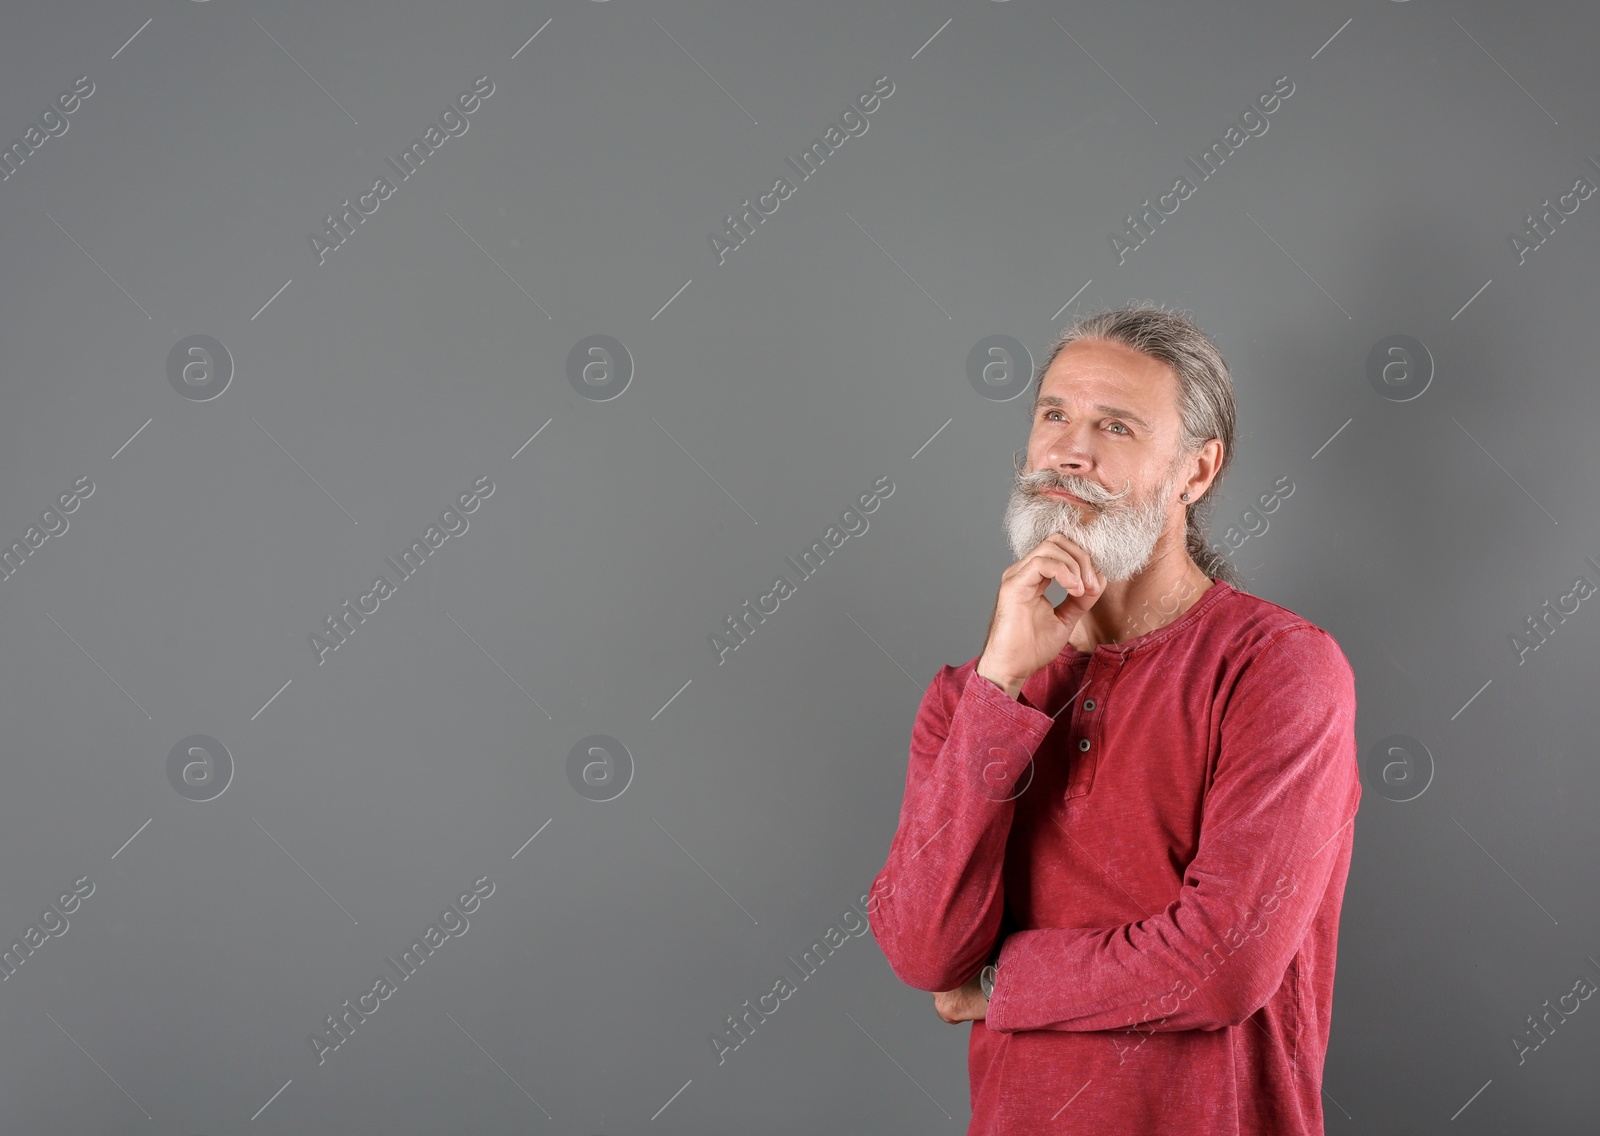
[1037, 352, 1176, 422]
[1044, 339, 1173, 387]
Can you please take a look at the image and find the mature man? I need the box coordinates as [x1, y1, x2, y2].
[868, 305, 1361, 1134]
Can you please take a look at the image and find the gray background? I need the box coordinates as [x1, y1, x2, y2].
[0, 0, 1596, 1132]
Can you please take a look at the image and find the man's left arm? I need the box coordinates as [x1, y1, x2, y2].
[983, 626, 1361, 1034]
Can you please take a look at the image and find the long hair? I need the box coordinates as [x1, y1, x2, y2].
[1031, 302, 1243, 589]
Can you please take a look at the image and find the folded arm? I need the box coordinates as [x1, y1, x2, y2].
[984, 628, 1361, 1034]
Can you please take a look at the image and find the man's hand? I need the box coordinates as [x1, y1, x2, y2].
[933, 972, 988, 1024]
[976, 534, 1105, 698]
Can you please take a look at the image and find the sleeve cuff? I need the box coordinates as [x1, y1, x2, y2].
[953, 665, 1056, 800]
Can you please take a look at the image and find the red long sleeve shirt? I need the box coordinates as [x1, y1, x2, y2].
[869, 580, 1361, 1135]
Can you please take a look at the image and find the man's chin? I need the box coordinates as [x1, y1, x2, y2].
[1012, 524, 1099, 567]
[1039, 508, 1095, 546]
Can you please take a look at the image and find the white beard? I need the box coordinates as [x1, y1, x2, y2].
[1002, 458, 1183, 582]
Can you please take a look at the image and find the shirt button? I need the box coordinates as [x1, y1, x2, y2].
[1083, 699, 1096, 711]
[1078, 738, 1091, 752]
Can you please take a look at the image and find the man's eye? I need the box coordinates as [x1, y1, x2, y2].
[1042, 411, 1129, 434]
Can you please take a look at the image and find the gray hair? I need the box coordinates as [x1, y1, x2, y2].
[1030, 302, 1243, 590]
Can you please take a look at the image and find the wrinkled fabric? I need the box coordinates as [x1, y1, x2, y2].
[869, 580, 1361, 1135]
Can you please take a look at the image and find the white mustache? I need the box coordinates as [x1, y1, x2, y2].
[1022, 474, 1128, 508]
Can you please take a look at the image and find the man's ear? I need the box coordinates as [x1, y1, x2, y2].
[1182, 438, 1224, 502]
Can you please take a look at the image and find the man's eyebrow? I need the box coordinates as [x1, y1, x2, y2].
[1034, 395, 1151, 432]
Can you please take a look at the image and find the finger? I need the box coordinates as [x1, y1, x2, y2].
[1024, 550, 1088, 588]
[1041, 534, 1101, 592]
[1020, 554, 1086, 596]
[1040, 538, 1103, 597]
[1054, 592, 1090, 620]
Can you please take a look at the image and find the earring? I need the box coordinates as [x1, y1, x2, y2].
[1180, 492, 1190, 501]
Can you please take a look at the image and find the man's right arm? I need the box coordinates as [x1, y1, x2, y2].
[867, 660, 1056, 992]
[975, 657, 1026, 701]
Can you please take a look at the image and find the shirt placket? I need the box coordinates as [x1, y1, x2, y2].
[1064, 654, 1112, 799]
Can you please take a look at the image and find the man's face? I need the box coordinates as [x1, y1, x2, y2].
[1003, 337, 1192, 581]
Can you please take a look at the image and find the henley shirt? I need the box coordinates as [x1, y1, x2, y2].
[869, 579, 1361, 1135]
